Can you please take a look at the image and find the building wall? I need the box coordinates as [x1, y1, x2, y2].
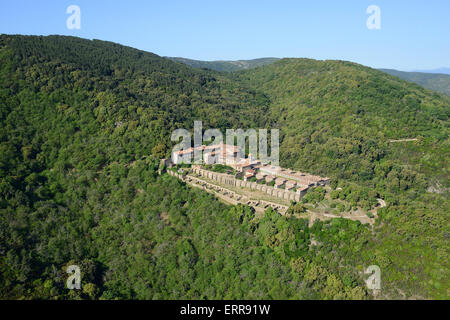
[192, 167, 303, 202]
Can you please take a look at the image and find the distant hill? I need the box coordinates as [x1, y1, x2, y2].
[168, 57, 280, 72]
[412, 68, 450, 75]
[379, 68, 450, 96]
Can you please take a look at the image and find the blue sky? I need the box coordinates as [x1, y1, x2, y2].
[0, 0, 448, 70]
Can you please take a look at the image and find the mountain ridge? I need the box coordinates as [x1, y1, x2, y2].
[168, 56, 280, 72]
[379, 68, 450, 96]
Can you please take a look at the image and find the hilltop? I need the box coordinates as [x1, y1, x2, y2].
[379, 68, 450, 96]
[168, 57, 280, 72]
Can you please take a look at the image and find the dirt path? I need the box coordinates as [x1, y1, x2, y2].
[388, 138, 418, 143]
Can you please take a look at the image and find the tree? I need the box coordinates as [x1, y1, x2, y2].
[152, 143, 167, 159]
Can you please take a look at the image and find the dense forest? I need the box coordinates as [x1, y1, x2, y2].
[169, 57, 450, 97]
[168, 57, 280, 73]
[379, 69, 450, 97]
[0, 35, 448, 300]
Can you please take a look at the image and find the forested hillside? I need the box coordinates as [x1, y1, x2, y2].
[379, 69, 450, 96]
[0, 35, 448, 300]
[234, 59, 450, 299]
[168, 57, 279, 72]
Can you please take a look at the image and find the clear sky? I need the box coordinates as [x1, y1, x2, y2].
[0, 0, 448, 70]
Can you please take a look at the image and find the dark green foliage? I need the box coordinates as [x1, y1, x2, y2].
[330, 183, 378, 211]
